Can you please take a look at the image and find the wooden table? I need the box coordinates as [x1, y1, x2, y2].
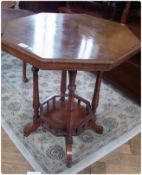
[1, 8, 34, 82]
[2, 13, 140, 168]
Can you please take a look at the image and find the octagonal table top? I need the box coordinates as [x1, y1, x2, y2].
[2, 13, 140, 71]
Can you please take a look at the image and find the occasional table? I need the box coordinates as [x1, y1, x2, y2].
[2, 13, 140, 168]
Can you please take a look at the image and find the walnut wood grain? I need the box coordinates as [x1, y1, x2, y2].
[2, 12, 140, 168]
[24, 66, 40, 136]
[2, 13, 140, 71]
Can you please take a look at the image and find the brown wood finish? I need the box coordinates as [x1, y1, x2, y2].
[120, 1, 132, 24]
[92, 71, 103, 113]
[104, 14, 141, 103]
[22, 61, 28, 82]
[2, 13, 140, 71]
[2, 13, 140, 167]
[60, 70, 67, 101]
[1, 8, 34, 83]
[24, 66, 40, 136]
[104, 58, 141, 103]
[40, 70, 103, 167]
[19, 1, 66, 13]
[66, 70, 77, 167]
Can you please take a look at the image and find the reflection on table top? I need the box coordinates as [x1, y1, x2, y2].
[2, 13, 140, 70]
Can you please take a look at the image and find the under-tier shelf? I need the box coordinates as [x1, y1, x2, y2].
[40, 94, 94, 136]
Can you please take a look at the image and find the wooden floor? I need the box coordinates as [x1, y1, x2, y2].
[1, 128, 141, 174]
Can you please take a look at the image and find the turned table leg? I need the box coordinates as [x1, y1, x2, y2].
[24, 66, 40, 136]
[66, 70, 77, 168]
[22, 61, 28, 82]
[60, 70, 67, 101]
[91, 71, 103, 134]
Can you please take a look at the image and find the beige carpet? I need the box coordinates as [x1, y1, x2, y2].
[1, 51, 141, 173]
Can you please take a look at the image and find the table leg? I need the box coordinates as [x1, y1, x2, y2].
[60, 70, 67, 101]
[66, 70, 77, 168]
[91, 71, 103, 134]
[22, 61, 28, 82]
[24, 66, 40, 136]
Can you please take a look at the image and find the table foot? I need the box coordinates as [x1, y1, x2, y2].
[91, 121, 103, 134]
[23, 78, 29, 83]
[23, 121, 40, 137]
[66, 140, 72, 168]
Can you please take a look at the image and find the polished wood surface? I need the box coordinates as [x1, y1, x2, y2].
[2, 13, 140, 71]
[2, 12, 140, 168]
[1, 7, 34, 82]
[104, 15, 141, 103]
[40, 70, 103, 167]
[24, 66, 40, 136]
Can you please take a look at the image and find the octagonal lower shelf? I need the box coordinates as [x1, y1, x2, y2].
[40, 94, 94, 136]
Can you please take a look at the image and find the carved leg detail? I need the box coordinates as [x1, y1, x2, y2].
[65, 70, 77, 167]
[60, 70, 67, 101]
[22, 61, 28, 82]
[24, 66, 40, 136]
[24, 122, 40, 137]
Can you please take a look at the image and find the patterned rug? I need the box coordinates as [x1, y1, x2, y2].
[1, 51, 141, 173]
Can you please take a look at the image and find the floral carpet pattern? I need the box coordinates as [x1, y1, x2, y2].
[1, 51, 140, 173]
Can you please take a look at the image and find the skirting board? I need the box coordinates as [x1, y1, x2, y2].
[2, 117, 141, 174]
